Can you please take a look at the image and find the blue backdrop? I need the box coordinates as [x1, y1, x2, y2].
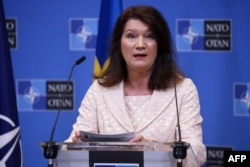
[2, 0, 250, 167]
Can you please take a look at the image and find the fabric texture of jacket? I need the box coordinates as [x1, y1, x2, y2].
[66, 78, 206, 166]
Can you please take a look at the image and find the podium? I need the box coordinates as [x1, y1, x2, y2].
[41, 142, 176, 167]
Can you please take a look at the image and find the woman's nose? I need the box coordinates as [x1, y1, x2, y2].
[136, 37, 145, 49]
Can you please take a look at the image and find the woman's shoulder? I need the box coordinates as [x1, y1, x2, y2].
[179, 77, 198, 90]
[89, 79, 102, 89]
[182, 77, 195, 85]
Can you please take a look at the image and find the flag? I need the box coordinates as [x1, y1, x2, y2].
[93, 0, 123, 76]
[0, 0, 23, 166]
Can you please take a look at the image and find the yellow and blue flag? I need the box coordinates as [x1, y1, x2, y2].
[0, 0, 23, 166]
[94, 0, 123, 76]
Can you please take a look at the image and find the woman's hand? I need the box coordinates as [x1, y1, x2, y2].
[72, 131, 82, 142]
[129, 134, 152, 142]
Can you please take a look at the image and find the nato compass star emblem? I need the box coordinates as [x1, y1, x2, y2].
[17, 80, 48, 111]
[23, 87, 40, 104]
[70, 18, 98, 50]
[240, 91, 250, 112]
[76, 25, 93, 44]
[234, 83, 250, 116]
[0, 114, 22, 167]
[176, 19, 205, 51]
[183, 26, 199, 44]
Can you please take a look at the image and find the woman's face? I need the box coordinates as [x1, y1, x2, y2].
[121, 19, 158, 73]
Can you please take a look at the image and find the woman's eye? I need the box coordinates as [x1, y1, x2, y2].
[145, 34, 154, 39]
[127, 34, 136, 39]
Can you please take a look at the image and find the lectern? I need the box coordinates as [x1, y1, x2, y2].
[41, 142, 176, 167]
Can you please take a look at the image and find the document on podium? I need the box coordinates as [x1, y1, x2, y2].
[80, 131, 135, 142]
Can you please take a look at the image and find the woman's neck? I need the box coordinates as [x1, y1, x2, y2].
[124, 72, 153, 96]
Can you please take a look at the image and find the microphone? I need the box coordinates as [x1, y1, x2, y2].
[169, 57, 189, 167]
[42, 56, 86, 167]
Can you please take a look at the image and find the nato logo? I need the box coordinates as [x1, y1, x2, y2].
[234, 83, 250, 116]
[0, 114, 22, 166]
[176, 19, 231, 52]
[206, 146, 233, 167]
[69, 18, 98, 50]
[17, 80, 74, 111]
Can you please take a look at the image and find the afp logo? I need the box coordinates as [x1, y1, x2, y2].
[233, 83, 250, 116]
[224, 151, 250, 167]
[176, 19, 231, 52]
[0, 114, 23, 166]
[69, 18, 98, 50]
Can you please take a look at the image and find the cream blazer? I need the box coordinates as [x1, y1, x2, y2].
[66, 78, 206, 166]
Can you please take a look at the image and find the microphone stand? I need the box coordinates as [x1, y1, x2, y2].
[170, 61, 189, 167]
[42, 56, 86, 167]
[172, 141, 189, 167]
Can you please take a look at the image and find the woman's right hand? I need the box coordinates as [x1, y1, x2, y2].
[72, 131, 81, 142]
[129, 134, 152, 142]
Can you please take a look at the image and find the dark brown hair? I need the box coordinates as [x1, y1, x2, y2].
[95, 5, 184, 90]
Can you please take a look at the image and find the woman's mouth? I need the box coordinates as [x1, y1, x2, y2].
[134, 54, 146, 57]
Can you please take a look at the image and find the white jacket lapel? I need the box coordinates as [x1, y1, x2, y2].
[136, 89, 175, 132]
[102, 81, 134, 132]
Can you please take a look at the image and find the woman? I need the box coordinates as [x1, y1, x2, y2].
[66, 5, 206, 166]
